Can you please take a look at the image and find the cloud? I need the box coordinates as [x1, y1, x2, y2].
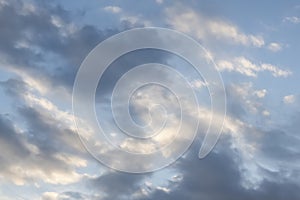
[156, 0, 164, 4]
[284, 16, 300, 24]
[166, 5, 265, 47]
[0, 0, 173, 187]
[262, 110, 270, 116]
[85, 101, 300, 200]
[226, 82, 267, 116]
[0, 78, 90, 186]
[41, 191, 101, 200]
[137, 139, 300, 200]
[217, 57, 292, 77]
[0, 113, 85, 185]
[42, 192, 59, 200]
[0, 0, 123, 96]
[104, 6, 122, 14]
[0, 1, 299, 200]
[136, 105, 300, 200]
[254, 89, 267, 98]
[89, 171, 148, 200]
[267, 42, 282, 52]
[283, 95, 296, 104]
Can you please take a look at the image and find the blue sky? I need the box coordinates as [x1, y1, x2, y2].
[0, 0, 299, 199]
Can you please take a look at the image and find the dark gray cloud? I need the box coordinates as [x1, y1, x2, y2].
[0, 0, 65, 67]
[89, 171, 147, 200]
[137, 135, 300, 200]
[84, 103, 300, 200]
[0, 114, 31, 164]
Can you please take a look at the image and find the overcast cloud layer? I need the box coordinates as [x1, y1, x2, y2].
[0, 0, 299, 199]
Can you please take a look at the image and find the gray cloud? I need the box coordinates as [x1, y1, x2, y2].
[0, 78, 89, 186]
[89, 171, 147, 200]
[0, 113, 83, 185]
[0, 1, 299, 200]
[0, 0, 121, 93]
[138, 135, 300, 200]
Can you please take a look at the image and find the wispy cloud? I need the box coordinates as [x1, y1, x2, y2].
[217, 57, 292, 77]
[166, 5, 265, 47]
[104, 6, 122, 14]
[284, 16, 300, 24]
[267, 42, 282, 52]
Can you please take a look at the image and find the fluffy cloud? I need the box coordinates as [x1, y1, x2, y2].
[283, 95, 296, 104]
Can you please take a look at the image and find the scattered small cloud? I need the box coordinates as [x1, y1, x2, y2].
[267, 42, 282, 52]
[253, 89, 267, 98]
[284, 16, 300, 24]
[283, 95, 296, 104]
[227, 82, 266, 115]
[190, 79, 207, 89]
[262, 110, 270, 116]
[103, 6, 122, 14]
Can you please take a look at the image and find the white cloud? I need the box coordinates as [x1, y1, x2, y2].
[267, 42, 282, 52]
[51, 15, 64, 28]
[283, 95, 296, 104]
[41, 191, 101, 200]
[156, 186, 171, 193]
[261, 63, 291, 77]
[20, 2, 37, 15]
[218, 57, 259, 77]
[190, 79, 207, 89]
[262, 110, 270, 116]
[103, 6, 122, 14]
[49, 15, 78, 37]
[218, 57, 292, 77]
[284, 16, 300, 24]
[253, 89, 267, 98]
[166, 6, 265, 47]
[42, 192, 59, 200]
[229, 82, 266, 114]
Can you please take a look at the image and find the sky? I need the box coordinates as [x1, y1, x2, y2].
[0, 0, 300, 199]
